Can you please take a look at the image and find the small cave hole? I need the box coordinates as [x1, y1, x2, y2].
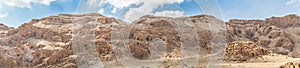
[30, 46, 34, 49]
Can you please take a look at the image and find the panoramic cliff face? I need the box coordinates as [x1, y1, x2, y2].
[0, 14, 226, 68]
[0, 13, 299, 68]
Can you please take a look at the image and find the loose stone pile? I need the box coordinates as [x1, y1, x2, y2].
[280, 61, 300, 68]
[224, 41, 269, 61]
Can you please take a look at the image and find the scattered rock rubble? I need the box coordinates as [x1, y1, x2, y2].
[280, 61, 300, 68]
[226, 14, 300, 56]
[224, 41, 269, 61]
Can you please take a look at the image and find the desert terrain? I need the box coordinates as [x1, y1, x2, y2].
[0, 13, 299, 68]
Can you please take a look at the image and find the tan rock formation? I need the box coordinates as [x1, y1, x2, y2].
[224, 41, 268, 61]
[226, 14, 300, 56]
[0, 13, 127, 67]
[289, 50, 300, 58]
[0, 23, 13, 38]
[0, 13, 299, 68]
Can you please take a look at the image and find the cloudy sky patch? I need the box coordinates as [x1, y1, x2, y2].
[0, 0, 299, 27]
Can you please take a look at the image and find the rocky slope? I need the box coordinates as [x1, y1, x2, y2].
[224, 41, 268, 61]
[0, 13, 299, 68]
[0, 23, 13, 37]
[0, 13, 127, 68]
[280, 61, 300, 68]
[226, 14, 300, 57]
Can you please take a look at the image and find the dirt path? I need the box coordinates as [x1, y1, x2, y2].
[221, 57, 300, 68]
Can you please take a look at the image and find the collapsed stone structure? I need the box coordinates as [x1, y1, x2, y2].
[280, 61, 300, 68]
[224, 41, 268, 61]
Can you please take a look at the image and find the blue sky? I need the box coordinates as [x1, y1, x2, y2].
[0, 0, 299, 27]
[219, 0, 300, 20]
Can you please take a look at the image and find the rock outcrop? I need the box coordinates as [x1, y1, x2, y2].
[226, 14, 300, 56]
[289, 50, 300, 58]
[280, 61, 300, 68]
[0, 14, 226, 68]
[0, 23, 13, 37]
[0, 13, 127, 67]
[224, 41, 268, 61]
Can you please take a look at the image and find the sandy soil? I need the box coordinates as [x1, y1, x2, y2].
[101, 53, 298, 68]
[221, 54, 300, 68]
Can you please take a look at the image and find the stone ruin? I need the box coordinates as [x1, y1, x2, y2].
[280, 61, 300, 68]
[224, 41, 269, 61]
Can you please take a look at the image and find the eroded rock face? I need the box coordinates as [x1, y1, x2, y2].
[126, 15, 222, 60]
[0, 14, 225, 68]
[129, 18, 181, 59]
[226, 14, 300, 56]
[0, 13, 299, 67]
[111, 15, 224, 68]
[224, 41, 268, 61]
[289, 50, 300, 58]
[0, 23, 13, 38]
[0, 13, 127, 67]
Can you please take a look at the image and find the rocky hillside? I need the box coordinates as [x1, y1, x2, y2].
[0, 23, 13, 37]
[226, 14, 300, 57]
[0, 13, 128, 68]
[0, 13, 299, 68]
[224, 41, 268, 61]
[280, 60, 300, 68]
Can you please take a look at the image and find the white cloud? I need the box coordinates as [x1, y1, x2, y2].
[87, 0, 98, 5]
[31, 0, 56, 5]
[111, 8, 117, 13]
[88, 0, 185, 22]
[3, 0, 31, 8]
[123, 0, 184, 22]
[87, 0, 106, 6]
[153, 10, 185, 18]
[0, 0, 56, 8]
[106, 15, 113, 17]
[103, 0, 144, 14]
[0, 13, 8, 19]
[98, 8, 104, 14]
[105, 0, 143, 10]
[287, 0, 300, 7]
